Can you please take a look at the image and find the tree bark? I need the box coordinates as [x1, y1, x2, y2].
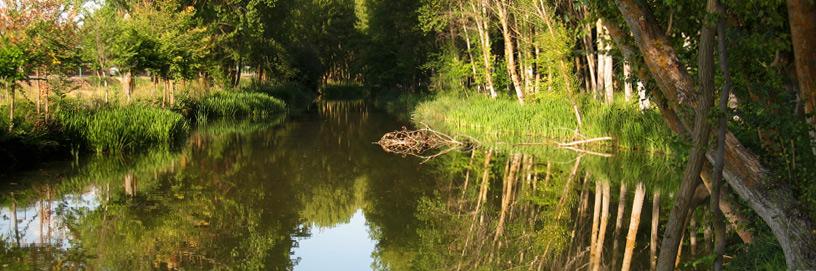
[711, 6, 730, 269]
[615, 0, 816, 268]
[787, 0, 816, 142]
[621, 182, 646, 271]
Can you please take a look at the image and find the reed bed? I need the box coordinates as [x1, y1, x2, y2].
[198, 91, 286, 120]
[412, 94, 682, 155]
[60, 104, 189, 154]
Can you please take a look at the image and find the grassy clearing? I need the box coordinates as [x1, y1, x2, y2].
[197, 91, 286, 120]
[412, 93, 683, 155]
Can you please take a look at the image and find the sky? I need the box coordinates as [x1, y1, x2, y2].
[292, 209, 377, 271]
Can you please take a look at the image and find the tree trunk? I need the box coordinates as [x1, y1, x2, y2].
[170, 79, 175, 107]
[122, 71, 133, 102]
[591, 181, 611, 271]
[495, 0, 525, 104]
[621, 182, 646, 271]
[495, 153, 521, 241]
[472, 0, 497, 98]
[35, 69, 41, 115]
[650, 190, 660, 271]
[624, 62, 633, 101]
[787, 0, 816, 147]
[103, 71, 109, 103]
[656, 0, 718, 268]
[590, 180, 602, 268]
[462, 24, 481, 92]
[7, 83, 14, 132]
[611, 183, 628, 270]
[596, 20, 606, 100]
[615, 0, 816, 268]
[711, 6, 731, 269]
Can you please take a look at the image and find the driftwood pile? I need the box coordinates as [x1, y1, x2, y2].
[377, 127, 614, 162]
[376, 127, 471, 162]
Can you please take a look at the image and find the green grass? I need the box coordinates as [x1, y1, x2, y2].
[197, 91, 286, 120]
[412, 93, 683, 155]
[59, 104, 189, 154]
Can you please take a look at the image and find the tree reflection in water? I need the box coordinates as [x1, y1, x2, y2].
[0, 101, 704, 270]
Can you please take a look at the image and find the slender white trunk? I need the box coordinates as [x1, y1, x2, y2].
[621, 182, 646, 271]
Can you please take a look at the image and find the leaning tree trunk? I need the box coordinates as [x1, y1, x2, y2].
[656, 0, 717, 268]
[621, 182, 646, 271]
[786, 0, 816, 152]
[615, 0, 816, 268]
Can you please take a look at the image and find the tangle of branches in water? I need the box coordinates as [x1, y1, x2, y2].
[376, 127, 473, 163]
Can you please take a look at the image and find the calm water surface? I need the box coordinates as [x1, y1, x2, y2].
[0, 101, 685, 270]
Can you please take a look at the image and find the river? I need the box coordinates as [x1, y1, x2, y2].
[0, 100, 687, 270]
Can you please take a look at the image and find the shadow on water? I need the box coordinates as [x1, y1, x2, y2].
[0, 100, 706, 270]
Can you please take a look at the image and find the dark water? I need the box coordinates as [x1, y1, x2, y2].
[0, 101, 690, 270]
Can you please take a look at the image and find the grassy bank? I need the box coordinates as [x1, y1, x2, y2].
[412, 94, 683, 155]
[0, 89, 287, 174]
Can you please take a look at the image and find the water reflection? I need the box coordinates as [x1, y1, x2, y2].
[0, 100, 729, 270]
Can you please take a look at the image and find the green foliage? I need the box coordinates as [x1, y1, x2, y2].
[0, 38, 27, 82]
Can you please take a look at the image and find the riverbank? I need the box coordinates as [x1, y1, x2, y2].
[0, 85, 290, 174]
[371, 91, 683, 156]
